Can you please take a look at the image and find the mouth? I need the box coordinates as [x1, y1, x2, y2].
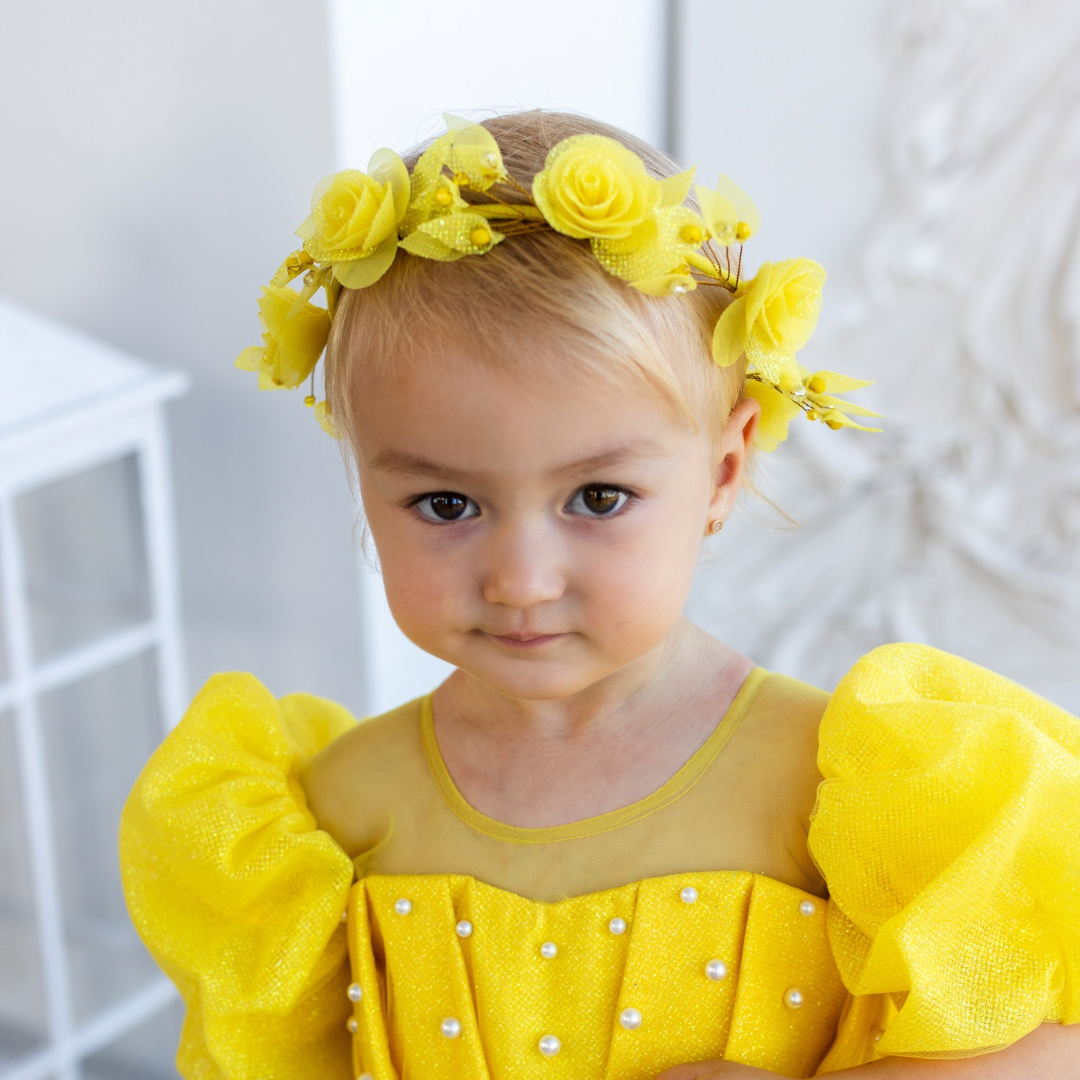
[486, 631, 565, 649]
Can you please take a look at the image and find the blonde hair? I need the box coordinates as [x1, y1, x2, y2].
[325, 109, 747, 455]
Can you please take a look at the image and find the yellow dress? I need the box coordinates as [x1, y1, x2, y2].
[118, 643, 1080, 1080]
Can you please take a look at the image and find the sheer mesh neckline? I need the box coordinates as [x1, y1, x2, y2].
[419, 667, 769, 844]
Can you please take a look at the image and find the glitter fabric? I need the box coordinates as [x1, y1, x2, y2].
[118, 644, 1080, 1079]
[807, 643, 1080, 1065]
[345, 872, 846, 1080]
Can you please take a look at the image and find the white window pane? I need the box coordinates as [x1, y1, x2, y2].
[0, 709, 49, 1069]
[17, 455, 151, 663]
[38, 652, 162, 1025]
[80, 996, 183, 1080]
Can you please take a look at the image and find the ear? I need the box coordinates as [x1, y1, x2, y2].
[704, 397, 759, 535]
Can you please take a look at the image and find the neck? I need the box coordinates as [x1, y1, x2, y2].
[428, 619, 755, 828]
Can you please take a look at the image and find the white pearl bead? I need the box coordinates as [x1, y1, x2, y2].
[455, 920, 473, 938]
[538, 1034, 561, 1056]
[540, 941, 558, 959]
[872, 1027, 884, 1042]
[798, 899, 817, 916]
[347, 983, 363, 1002]
[394, 898, 412, 916]
[705, 959, 728, 981]
[346, 1017, 358, 1033]
[619, 1007, 642, 1030]
[608, 917, 627, 935]
[783, 986, 805, 1009]
[441, 1016, 462, 1038]
[680, 886, 698, 904]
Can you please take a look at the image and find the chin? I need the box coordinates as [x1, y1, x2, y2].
[441, 650, 609, 702]
[470, 650, 654, 702]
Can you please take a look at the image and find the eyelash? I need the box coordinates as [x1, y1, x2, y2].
[409, 485, 636, 524]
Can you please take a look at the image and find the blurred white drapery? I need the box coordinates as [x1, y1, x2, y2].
[689, 0, 1080, 713]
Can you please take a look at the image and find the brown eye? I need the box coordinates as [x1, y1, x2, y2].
[415, 492, 478, 522]
[570, 486, 630, 516]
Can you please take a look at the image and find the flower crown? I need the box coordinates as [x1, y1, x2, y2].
[237, 114, 880, 449]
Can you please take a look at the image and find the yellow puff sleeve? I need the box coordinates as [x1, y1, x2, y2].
[119, 673, 359, 1080]
[807, 643, 1080, 1064]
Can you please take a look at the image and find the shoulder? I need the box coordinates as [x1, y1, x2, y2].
[302, 694, 427, 787]
[735, 667, 830, 781]
[299, 694, 429, 852]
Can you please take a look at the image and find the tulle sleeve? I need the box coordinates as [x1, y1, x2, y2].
[807, 643, 1080, 1061]
[119, 672, 359, 1080]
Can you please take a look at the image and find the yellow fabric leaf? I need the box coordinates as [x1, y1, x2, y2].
[234, 345, 263, 372]
[440, 113, 506, 190]
[711, 295, 749, 367]
[594, 205, 704, 285]
[695, 184, 740, 246]
[684, 250, 722, 278]
[398, 230, 465, 262]
[631, 273, 696, 296]
[658, 166, 696, 207]
[332, 234, 398, 288]
[810, 370, 875, 394]
[411, 212, 504, 256]
[745, 378, 802, 452]
[716, 174, 760, 238]
[314, 399, 340, 439]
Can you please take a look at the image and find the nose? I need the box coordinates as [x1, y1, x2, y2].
[481, 518, 565, 610]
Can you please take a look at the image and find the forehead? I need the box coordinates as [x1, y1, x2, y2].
[352, 346, 698, 479]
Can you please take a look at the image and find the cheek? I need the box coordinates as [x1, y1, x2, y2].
[374, 532, 465, 639]
[582, 501, 703, 629]
[360, 492, 463, 637]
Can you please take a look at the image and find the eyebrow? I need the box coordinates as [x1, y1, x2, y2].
[367, 441, 671, 482]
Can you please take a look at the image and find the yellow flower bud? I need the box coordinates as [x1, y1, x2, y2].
[826, 419, 843, 430]
[735, 221, 752, 242]
[806, 409, 820, 421]
[470, 226, 492, 247]
[680, 224, 704, 244]
[808, 376, 827, 394]
[434, 187, 454, 207]
[304, 394, 316, 407]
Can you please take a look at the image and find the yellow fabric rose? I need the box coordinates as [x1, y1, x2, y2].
[711, 258, 826, 381]
[235, 284, 330, 390]
[296, 149, 410, 289]
[532, 135, 661, 240]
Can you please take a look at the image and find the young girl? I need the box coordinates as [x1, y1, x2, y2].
[119, 110, 1080, 1080]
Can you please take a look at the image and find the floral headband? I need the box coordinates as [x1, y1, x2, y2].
[236, 114, 880, 449]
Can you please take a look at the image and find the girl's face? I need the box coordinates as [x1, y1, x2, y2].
[354, 346, 755, 703]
